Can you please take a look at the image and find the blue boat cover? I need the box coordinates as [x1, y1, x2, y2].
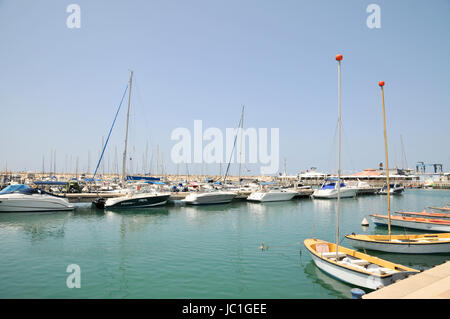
[126, 176, 160, 181]
[34, 181, 67, 186]
[0, 184, 35, 194]
[321, 182, 346, 189]
[144, 181, 165, 185]
[85, 178, 103, 182]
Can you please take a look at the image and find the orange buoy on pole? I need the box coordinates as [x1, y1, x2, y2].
[379, 80, 391, 240]
[335, 53, 343, 260]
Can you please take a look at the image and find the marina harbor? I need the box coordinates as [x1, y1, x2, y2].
[1, 1, 449, 304]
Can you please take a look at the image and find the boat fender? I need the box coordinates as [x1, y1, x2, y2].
[351, 288, 365, 299]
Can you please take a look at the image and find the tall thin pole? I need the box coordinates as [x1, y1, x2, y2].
[335, 54, 343, 258]
[238, 104, 245, 186]
[114, 146, 118, 177]
[156, 144, 160, 176]
[400, 134, 407, 170]
[379, 81, 391, 239]
[88, 150, 91, 174]
[76, 156, 79, 179]
[122, 70, 133, 182]
[101, 136, 105, 177]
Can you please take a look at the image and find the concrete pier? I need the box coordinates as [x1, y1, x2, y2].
[363, 261, 450, 299]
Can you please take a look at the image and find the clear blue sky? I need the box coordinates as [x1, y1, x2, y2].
[1, 0, 449, 176]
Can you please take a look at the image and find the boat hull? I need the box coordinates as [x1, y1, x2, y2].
[182, 192, 237, 205]
[304, 239, 417, 290]
[345, 234, 450, 254]
[395, 211, 450, 220]
[105, 193, 170, 208]
[429, 206, 450, 212]
[378, 187, 404, 195]
[308, 250, 407, 290]
[370, 214, 450, 232]
[311, 188, 357, 199]
[356, 188, 378, 195]
[0, 194, 74, 212]
[247, 191, 296, 202]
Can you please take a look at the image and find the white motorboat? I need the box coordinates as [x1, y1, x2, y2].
[182, 190, 237, 205]
[347, 180, 378, 195]
[247, 188, 297, 202]
[0, 184, 74, 212]
[311, 178, 357, 199]
[378, 183, 404, 195]
[104, 191, 171, 208]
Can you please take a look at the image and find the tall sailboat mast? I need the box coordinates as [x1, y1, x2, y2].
[238, 104, 245, 187]
[122, 70, 133, 182]
[379, 81, 391, 239]
[335, 54, 343, 258]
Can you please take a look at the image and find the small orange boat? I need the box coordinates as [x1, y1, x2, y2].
[395, 209, 450, 220]
[429, 205, 450, 212]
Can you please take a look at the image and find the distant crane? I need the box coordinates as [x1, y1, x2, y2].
[415, 162, 443, 174]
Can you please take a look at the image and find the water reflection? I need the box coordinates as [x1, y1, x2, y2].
[358, 250, 450, 271]
[0, 211, 69, 242]
[104, 207, 170, 234]
[303, 261, 353, 298]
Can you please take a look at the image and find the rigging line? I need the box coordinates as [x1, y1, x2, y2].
[133, 78, 153, 139]
[223, 113, 243, 184]
[93, 84, 129, 179]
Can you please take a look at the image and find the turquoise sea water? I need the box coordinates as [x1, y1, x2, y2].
[0, 189, 449, 299]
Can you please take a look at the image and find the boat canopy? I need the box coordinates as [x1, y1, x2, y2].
[144, 181, 165, 185]
[85, 178, 103, 182]
[0, 184, 36, 194]
[34, 181, 67, 186]
[126, 176, 160, 181]
[321, 182, 346, 189]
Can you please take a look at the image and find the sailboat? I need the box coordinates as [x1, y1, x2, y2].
[93, 71, 170, 209]
[182, 105, 245, 205]
[304, 55, 418, 290]
[345, 81, 450, 253]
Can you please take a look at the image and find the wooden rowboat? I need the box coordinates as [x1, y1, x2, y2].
[304, 239, 419, 289]
[345, 233, 450, 254]
[429, 205, 450, 212]
[370, 214, 450, 232]
[395, 210, 450, 220]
